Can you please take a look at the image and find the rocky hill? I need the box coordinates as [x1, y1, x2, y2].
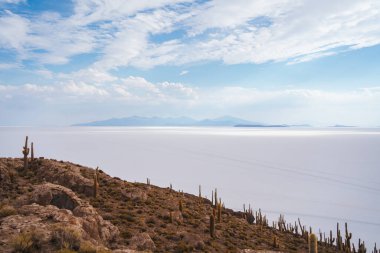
[0, 155, 373, 253]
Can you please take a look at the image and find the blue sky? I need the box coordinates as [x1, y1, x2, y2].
[0, 0, 380, 126]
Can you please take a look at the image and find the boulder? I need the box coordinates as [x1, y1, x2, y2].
[17, 183, 119, 243]
[33, 160, 94, 197]
[129, 233, 156, 251]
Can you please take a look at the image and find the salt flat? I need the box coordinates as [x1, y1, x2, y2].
[1, 126, 379, 245]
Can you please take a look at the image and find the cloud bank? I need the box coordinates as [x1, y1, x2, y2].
[1, 78, 380, 126]
[0, 0, 380, 69]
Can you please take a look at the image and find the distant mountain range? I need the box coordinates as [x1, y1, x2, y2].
[73, 116, 261, 127]
[235, 124, 311, 128]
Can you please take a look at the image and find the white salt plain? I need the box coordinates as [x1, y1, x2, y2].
[1, 127, 379, 246]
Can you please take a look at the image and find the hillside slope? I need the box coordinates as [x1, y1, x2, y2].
[0, 157, 369, 253]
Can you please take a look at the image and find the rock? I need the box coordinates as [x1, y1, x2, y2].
[0, 205, 78, 253]
[33, 160, 94, 197]
[179, 232, 205, 250]
[171, 210, 183, 224]
[240, 250, 286, 253]
[129, 233, 156, 251]
[125, 188, 147, 201]
[16, 183, 119, 243]
[112, 249, 144, 253]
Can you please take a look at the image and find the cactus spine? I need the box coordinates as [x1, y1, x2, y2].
[22, 136, 30, 169]
[309, 233, 318, 253]
[210, 214, 215, 238]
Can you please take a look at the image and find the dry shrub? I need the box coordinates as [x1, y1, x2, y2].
[51, 226, 81, 251]
[11, 231, 42, 253]
[78, 241, 97, 253]
[0, 205, 17, 218]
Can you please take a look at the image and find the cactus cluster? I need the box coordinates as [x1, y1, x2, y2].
[21, 136, 37, 169]
[243, 204, 255, 225]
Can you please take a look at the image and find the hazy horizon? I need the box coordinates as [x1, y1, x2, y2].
[1, 114, 380, 128]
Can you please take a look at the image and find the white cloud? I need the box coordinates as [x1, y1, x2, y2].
[0, 11, 29, 52]
[2, 0, 380, 68]
[0, 84, 16, 91]
[0, 63, 19, 69]
[94, 0, 380, 68]
[185, 0, 295, 35]
[34, 69, 53, 79]
[62, 81, 109, 96]
[59, 68, 117, 83]
[24, 83, 54, 93]
[2, 78, 380, 125]
[179, 70, 188, 76]
[192, 86, 380, 125]
[159, 81, 197, 99]
[0, 76, 197, 103]
[0, 0, 25, 5]
[113, 76, 197, 102]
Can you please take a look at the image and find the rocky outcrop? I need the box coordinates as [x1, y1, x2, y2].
[17, 183, 119, 243]
[32, 160, 94, 197]
[0, 182, 120, 251]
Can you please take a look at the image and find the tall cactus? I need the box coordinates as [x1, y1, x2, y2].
[358, 239, 366, 253]
[179, 199, 183, 212]
[273, 236, 279, 248]
[337, 223, 343, 250]
[22, 136, 30, 169]
[93, 167, 99, 198]
[217, 202, 222, 223]
[309, 233, 318, 253]
[329, 230, 335, 246]
[345, 222, 352, 252]
[209, 214, 215, 238]
[214, 188, 218, 207]
[31, 142, 34, 162]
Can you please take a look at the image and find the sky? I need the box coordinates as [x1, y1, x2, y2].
[0, 0, 380, 126]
